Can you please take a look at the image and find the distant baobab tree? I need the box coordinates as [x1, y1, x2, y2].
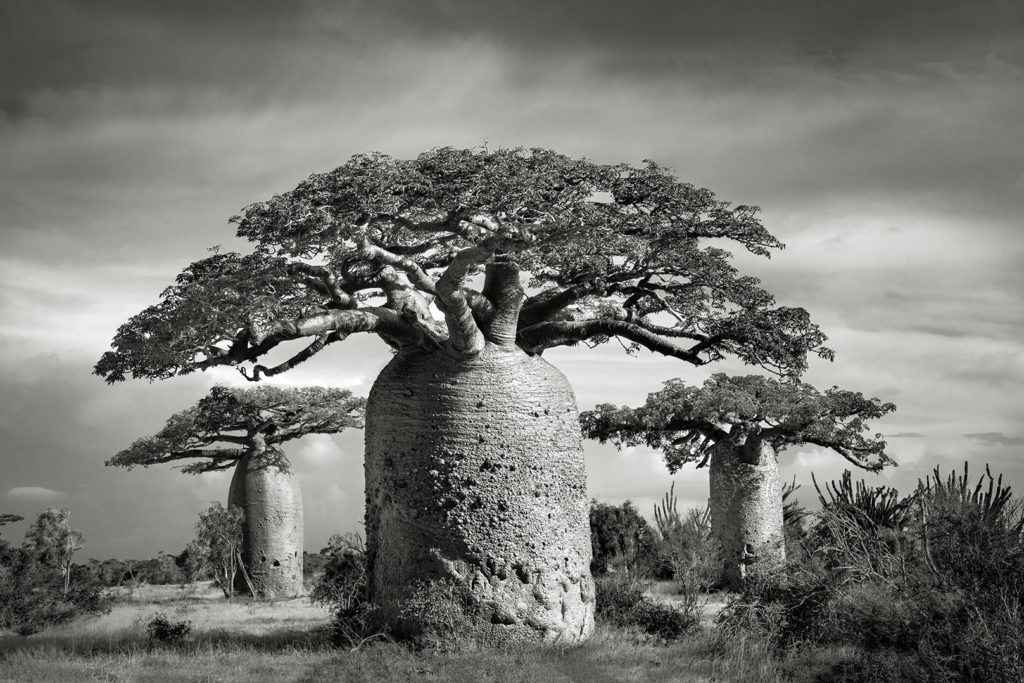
[97, 147, 832, 643]
[581, 373, 895, 588]
[109, 385, 365, 599]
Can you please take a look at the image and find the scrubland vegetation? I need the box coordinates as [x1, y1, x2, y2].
[3, 462, 1023, 682]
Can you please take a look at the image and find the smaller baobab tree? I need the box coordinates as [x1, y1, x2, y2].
[108, 385, 365, 598]
[580, 373, 895, 589]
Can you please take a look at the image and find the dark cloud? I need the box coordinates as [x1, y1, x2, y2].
[4, 0, 1022, 118]
[965, 432, 1024, 447]
[888, 432, 927, 438]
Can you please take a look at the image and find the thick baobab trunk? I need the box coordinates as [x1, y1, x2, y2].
[228, 449, 304, 599]
[708, 436, 785, 590]
[364, 343, 595, 645]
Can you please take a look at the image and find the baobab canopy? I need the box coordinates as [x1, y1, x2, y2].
[580, 373, 897, 473]
[95, 147, 832, 383]
[108, 385, 366, 474]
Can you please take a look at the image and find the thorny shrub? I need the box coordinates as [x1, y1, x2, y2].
[719, 464, 1024, 683]
[595, 574, 699, 640]
[145, 612, 192, 645]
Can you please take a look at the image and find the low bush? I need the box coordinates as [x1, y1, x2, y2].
[145, 612, 192, 645]
[309, 534, 366, 613]
[595, 574, 699, 640]
[1, 552, 113, 635]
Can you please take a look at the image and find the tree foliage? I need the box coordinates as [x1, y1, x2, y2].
[23, 507, 84, 596]
[96, 148, 832, 383]
[581, 373, 896, 472]
[1, 508, 109, 635]
[589, 500, 658, 575]
[191, 502, 247, 599]
[107, 385, 365, 474]
[0, 513, 23, 528]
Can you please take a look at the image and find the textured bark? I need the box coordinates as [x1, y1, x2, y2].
[228, 449, 304, 599]
[364, 343, 595, 644]
[708, 438, 785, 590]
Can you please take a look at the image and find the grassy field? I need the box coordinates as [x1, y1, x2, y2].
[0, 583, 836, 682]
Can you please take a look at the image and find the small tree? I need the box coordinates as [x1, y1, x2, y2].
[193, 502, 246, 599]
[109, 385, 364, 599]
[23, 507, 84, 596]
[581, 373, 894, 588]
[589, 500, 658, 576]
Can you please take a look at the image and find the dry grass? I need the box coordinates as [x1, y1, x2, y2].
[0, 583, 848, 682]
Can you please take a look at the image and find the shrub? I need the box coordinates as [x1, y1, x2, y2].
[589, 500, 659, 576]
[720, 461, 1024, 683]
[595, 574, 698, 640]
[145, 612, 192, 645]
[394, 578, 478, 649]
[309, 534, 386, 649]
[914, 463, 1024, 598]
[309, 533, 366, 613]
[652, 484, 721, 590]
[0, 547, 113, 635]
[814, 470, 914, 532]
[716, 561, 834, 646]
[594, 573, 648, 625]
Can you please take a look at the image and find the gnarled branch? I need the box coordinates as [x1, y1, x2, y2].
[518, 319, 705, 364]
[239, 332, 345, 382]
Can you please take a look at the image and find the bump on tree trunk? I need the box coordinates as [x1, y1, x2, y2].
[228, 450, 304, 599]
[708, 438, 785, 590]
[365, 344, 595, 645]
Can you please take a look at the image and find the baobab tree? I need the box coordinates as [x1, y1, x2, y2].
[580, 373, 895, 588]
[109, 385, 365, 598]
[96, 147, 832, 642]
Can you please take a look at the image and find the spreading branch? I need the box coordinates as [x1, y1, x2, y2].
[519, 319, 705, 364]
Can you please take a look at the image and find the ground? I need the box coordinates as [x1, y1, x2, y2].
[0, 582, 835, 682]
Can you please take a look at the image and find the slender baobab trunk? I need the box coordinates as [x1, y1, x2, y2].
[228, 448, 304, 599]
[708, 435, 785, 590]
[364, 343, 595, 644]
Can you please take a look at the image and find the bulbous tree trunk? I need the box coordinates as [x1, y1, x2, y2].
[708, 436, 785, 590]
[364, 343, 595, 645]
[228, 449, 304, 599]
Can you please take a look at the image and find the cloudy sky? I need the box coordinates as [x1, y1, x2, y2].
[1, 0, 1022, 560]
